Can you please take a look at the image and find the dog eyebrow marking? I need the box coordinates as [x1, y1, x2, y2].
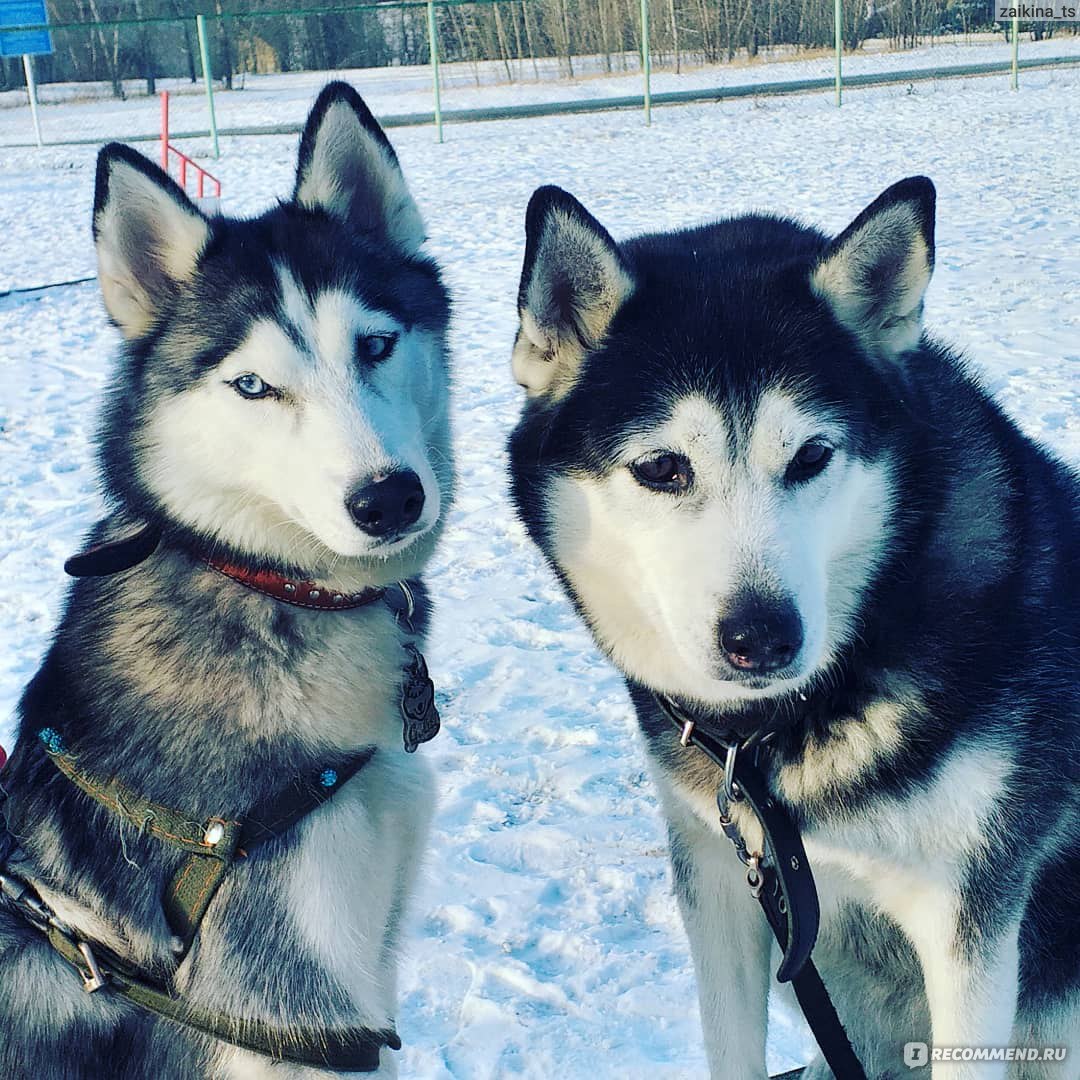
[620, 393, 731, 467]
[749, 389, 844, 474]
[274, 262, 317, 359]
[276, 313, 310, 355]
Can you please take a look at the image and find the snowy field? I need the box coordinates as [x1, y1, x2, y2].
[2, 66, 1079, 1077]
[2, 32, 1080, 146]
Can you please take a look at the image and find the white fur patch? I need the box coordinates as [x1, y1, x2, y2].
[287, 753, 434, 1016]
[547, 390, 894, 708]
[139, 267, 448, 587]
[804, 744, 1012, 883]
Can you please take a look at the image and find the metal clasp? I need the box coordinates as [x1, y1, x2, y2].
[745, 853, 764, 899]
[1, 869, 109, 993]
[0, 869, 53, 932]
[721, 738, 741, 804]
[77, 940, 108, 993]
[394, 580, 416, 632]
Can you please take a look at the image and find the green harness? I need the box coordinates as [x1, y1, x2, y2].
[1, 533, 441, 1070]
[1, 734, 398, 1072]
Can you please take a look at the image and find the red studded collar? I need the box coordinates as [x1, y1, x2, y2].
[63, 522, 387, 612]
[205, 557, 386, 611]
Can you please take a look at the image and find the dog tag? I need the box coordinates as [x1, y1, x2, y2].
[400, 645, 440, 753]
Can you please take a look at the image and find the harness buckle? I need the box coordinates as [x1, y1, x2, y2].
[77, 939, 108, 993]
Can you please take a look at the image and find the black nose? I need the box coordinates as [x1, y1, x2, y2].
[346, 470, 425, 537]
[719, 596, 804, 674]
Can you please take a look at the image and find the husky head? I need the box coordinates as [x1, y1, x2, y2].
[508, 180, 937, 718]
[92, 83, 452, 588]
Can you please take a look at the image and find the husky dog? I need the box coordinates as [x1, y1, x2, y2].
[507, 179, 1080, 1078]
[0, 83, 451, 1078]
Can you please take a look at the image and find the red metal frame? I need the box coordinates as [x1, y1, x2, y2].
[160, 91, 222, 200]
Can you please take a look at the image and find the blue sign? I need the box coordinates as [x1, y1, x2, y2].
[0, 0, 53, 57]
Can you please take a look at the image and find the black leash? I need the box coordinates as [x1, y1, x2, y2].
[657, 696, 867, 1080]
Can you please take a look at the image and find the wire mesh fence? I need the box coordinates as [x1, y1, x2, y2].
[4, 0, 1074, 98]
[1, 0, 1078, 150]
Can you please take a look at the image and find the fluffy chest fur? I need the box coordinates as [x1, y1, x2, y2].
[5, 557, 437, 1074]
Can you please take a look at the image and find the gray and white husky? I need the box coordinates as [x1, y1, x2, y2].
[0, 83, 452, 1078]
[507, 179, 1080, 1078]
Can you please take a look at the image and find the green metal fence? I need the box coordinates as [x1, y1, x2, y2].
[2, 0, 1075, 147]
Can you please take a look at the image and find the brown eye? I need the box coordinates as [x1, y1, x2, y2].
[630, 453, 693, 494]
[786, 441, 834, 484]
[357, 333, 397, 363]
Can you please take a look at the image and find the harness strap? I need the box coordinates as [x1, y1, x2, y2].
[657, 698, 867, 1080]
[39, 733, 376, 955]
[43, 924, 398, 1071]
[18, 734, 392, 1071]
[162, 748, 376, 951]
[40, 730, 240, 857]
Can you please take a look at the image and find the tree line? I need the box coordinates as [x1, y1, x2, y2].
[0, 0, 1065, 95]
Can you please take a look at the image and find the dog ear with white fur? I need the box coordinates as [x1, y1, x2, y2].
[513, 185, 635, 399]
[811, 175, 936, 361]
[293, 81, 425, 255]
[93, 143, 211, 341]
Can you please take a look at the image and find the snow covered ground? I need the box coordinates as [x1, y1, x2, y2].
[2, 64, 1079, 1077]
[2, 32, 1079, 146]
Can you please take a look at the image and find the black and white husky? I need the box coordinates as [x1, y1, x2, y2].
[0, 84, 451, 1077]
[507, 180, 1080, 1077]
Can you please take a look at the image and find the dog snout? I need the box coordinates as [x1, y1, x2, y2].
[346, 470, 426, 538]
[718, 595, 804, 674]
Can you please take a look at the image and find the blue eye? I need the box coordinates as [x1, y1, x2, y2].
[232, 373, 272, 399]
[356, 334, 397, 363]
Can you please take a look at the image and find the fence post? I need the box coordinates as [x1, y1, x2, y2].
[1010, 16, 1019, 90]
[834, 0, 842, 106]
[640, 0, 651, 125]
[426, 0, 443, 143]
[22, 54, 43, 147]
[195, 14, 220, 159]
[161, 90, 169, 171]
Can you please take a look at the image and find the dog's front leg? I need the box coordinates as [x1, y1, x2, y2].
[662, 790, 773, 1079]
[887, 879, 1020, 1080]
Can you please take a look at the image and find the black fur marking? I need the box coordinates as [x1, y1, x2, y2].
[508, 182, 1080, 1057]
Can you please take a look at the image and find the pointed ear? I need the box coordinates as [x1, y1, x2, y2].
[513, 186, 635, 399]
[93, 144, 211, 341]
[293, 81, 425, 255]
[811, 176, 936, 360]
